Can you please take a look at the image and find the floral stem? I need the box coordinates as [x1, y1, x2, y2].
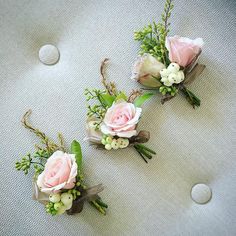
[95, 199, 108, 208]
[135, 144, 156, 155]
[31, 161, 44, 167]
[179, 86, 201, 108]
[90, 200, 106, 215]
[134, 145, 148, 163]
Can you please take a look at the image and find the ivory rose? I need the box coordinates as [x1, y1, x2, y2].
[131, 53, 165, 88]
[85, 117, 103, 143]
[37, 151, 77, 194]
[100, 100, 142, 138]
[165, 36, 204, 67]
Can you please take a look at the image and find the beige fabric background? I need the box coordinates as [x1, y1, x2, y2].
[0, 0, 235, 235]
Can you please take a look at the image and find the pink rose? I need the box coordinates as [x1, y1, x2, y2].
[37, 151, 77, 194]
[165, 36, 204, 67]
[100, 100, 142, 138]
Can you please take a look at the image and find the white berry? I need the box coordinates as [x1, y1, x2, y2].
[64, 201, 73, 210]
[163, 77, 174, 87]
[111, 139, 119, 150]
[176, 71, 185, 83]
[117, 138, 129, 148]
[105, 144, 112, 150]
[49, 193, 61, 203]
[168, 73, 177, 82]
[167, 63, 180, 73]
[163, 81, 172, 87]
[160, 68, 170, 77]
[60, 193, 73, 206]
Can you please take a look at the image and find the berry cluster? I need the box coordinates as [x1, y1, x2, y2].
[101, 135, 129, 150]
[46, 192, 74, 215]
[160, 63, 185, 86]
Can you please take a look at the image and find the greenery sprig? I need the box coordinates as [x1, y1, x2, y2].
[134, 0, 174, 66]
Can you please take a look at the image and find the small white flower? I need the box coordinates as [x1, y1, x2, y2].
[167, 63, 180, 73]
[49, 193, 61, 203]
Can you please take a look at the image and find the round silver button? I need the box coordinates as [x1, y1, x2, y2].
[38, 44, 60, 65]
[191, 183, 212, 204]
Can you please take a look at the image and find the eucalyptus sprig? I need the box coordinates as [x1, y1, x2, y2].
[134, 0, 174, 66]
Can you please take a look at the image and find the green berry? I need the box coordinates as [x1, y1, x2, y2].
[101, 139, 107, 145]
[105, 137, 113, 144]
[54, 202, 63, 210]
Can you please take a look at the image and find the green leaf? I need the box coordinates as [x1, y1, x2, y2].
[99, 93, 115, 107]
[71, 140, 83, 174]
[115, 92, 127, 102]
[134, 92, 154, 107]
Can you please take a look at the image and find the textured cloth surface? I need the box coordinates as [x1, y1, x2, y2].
[0, 0, 236, 235]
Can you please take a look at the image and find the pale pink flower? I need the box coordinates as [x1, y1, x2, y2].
[165, 36, 204, 67]
[100, 100, 142, 138]
[37, 151, 77, 194]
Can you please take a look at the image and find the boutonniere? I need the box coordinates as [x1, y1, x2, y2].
[15, 110, 108, 216]
[132, 0, 206, 108]
[85, 59, 156, 163]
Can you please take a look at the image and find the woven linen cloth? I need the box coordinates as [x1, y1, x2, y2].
[0, 0, 235, 235]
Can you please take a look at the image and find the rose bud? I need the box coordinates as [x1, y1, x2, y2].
[131, 53, 165, 88]
[165, 36, 204, 67]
